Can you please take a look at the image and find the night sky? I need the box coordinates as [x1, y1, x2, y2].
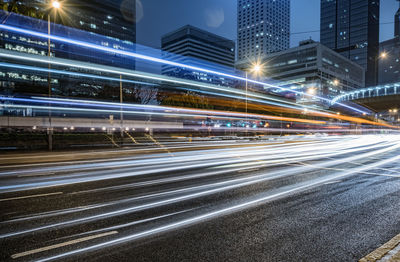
[136, 0, 400, 49]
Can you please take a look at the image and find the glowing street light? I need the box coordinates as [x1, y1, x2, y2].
[52, 1, 61, 9]
[252, 64, 261, 74]
[333, 79, 339, 86]
[307, 88, 317, 95]
[379, 52, 387, 59]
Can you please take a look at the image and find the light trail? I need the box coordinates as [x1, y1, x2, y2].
[0, 50, 317, 112]
[33, 138, 400, 262]
[3, 95, 397, 128]
[1, 136, 400, 261]
[0, 136, 384, 192]
[0, 25, 368, 114]
[0, 62, 156, 86]
[1, 136, 399, 239]
[0, 96, 328, 125]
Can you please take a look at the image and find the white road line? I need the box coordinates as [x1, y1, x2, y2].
[0, 192, 63, 202]
[323, 180, 342, 185]
[11, 231, 118, 259]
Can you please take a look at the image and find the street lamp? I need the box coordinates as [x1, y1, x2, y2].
[307, 87, 317, 95]
[333, 79, 339, 86]
[52, 1, 61, 9]
[375, 51, 387, 86]
[245, 63, 262, 135]
[47, 0, 61, 151]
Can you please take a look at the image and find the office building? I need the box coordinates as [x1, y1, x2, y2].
[161, 25, 235, 86]
[0, 9, 140, 100]
[237, 0, 290, 61]
[378, 38, 400, 84]
[395, 1, 400, 38]
[0, 0, 135, 45]
[237, 40, 365, 107]
[379, 3, 400, 85]
[320, 0, 380, 86]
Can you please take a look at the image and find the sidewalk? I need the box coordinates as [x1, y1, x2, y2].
[359, 233, 400, 262]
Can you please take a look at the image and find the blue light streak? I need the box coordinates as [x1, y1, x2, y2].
[0, 24, 368, 114]
[0, 62, 156, 86]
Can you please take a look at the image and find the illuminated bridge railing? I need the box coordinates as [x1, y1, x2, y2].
[331, 82, 400, 105]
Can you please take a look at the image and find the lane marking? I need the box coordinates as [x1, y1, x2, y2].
[0, 192, 63, 202]
[359, 232, 400, 262]
[323, 180, 342, 185]
[11, 230, 118, 259]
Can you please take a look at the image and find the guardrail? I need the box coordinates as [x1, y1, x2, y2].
[331, 82, 400, 104]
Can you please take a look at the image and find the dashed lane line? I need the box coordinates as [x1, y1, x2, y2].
[0, 192, 63, 202]
[11, 230, 118, 259]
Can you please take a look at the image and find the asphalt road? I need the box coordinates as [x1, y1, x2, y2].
[1, 135, 400, 262]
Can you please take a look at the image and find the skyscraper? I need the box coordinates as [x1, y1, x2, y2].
[0, 0, 137, 98]
[320, 0, 380, 87]
[0, 0, 136, 45]
[395, 0, 400, 38]
[161, 25, 235, 86]
[379, 1, 400, 84]
[237, 0, 290, 61]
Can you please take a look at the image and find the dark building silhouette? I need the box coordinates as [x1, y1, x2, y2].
[0, 0, 136, 45]
[161, 25, 235, 86]
[320, 0, 380, 87]
[379, 1, 400, 85]
[0, 0, 139, 101]
[395, 0, 400, 38]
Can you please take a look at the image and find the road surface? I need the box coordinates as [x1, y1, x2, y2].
[1, 135, 400, 261]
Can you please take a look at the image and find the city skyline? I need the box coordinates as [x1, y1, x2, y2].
[137, 0, 399, 49]
[1, 1, 400, 261]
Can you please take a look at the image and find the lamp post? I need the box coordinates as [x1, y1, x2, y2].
[245, 64, 261, 136]
[120, 75, 124, 145]
[47, 0, 60, 151]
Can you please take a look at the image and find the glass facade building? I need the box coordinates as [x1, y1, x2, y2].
[395, 2, 400, 38]
[320, 0, 380, 87]
[1, 0, 136, 47]
[379, 4, 400, 85]
[161, 25, 235, 86]
[237, 0, 290, 61]
[0, 10, 144, 101]
[237, 40, 365, 107]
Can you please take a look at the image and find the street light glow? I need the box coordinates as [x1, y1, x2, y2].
[380, 52, 387, 59]
[307, 88, 317, 95]
[333, 79, 339, 86]
[252, 64, 261, 73]
[52, 1, 61, 9]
